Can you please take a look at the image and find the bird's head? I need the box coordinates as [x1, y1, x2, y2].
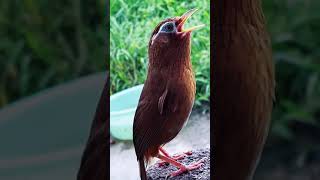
[148, 9, 204, 68]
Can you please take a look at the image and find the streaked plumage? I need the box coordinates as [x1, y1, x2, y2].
[213, 1, 275, 180]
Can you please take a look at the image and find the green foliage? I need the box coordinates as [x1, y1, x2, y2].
[0, 0, 106, 107]
[110, 0, 210, 108]
[263, 0, 320, 144]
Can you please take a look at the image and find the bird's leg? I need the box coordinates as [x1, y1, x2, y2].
[160, 147, 192, 158]
[157, 147, 191, 167]
[157, 153, 204, 177]
[159, 147, 171, 157]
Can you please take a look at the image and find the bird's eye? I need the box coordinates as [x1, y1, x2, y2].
[159, 22, 176, 33]
[165, 24, 174, 31]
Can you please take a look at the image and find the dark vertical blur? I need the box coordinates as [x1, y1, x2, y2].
[0, 0, 108, 179]
[212, 0, 320, 179]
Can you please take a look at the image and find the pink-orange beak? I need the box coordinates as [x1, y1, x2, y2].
[177, 8, 205, 33]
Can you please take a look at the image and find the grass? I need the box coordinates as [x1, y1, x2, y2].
[263, 0, 320, 136]
[110, 0, 210, 108]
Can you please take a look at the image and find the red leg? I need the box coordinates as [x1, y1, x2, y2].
[158, 147, 190, 167]
[159, 147, 192, 157]
[158, 147, 172, 167]
[159, 147, 170, 157]
[157, 153, 205, 177]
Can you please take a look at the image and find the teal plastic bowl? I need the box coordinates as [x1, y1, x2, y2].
[110, 84, 144, 140]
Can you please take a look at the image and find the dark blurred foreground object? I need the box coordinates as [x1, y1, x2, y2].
[77, 74, 109, 180]
[147, 148, 210, 180]
[213, 0, 275, 180]
[0, 73, 104, 179]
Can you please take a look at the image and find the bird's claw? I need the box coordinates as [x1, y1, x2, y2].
[172, 151, 192, 158]
[170, 159, 205, 177]
[171, 154, 186, 160]
[158, 152, 191, 167]
[182, 151, 193, 156]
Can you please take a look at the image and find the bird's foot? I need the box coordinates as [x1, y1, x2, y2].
[158, 154, 185, 167]
[173, 151, 192, 157]
[157, 151, 192, 167]
[170, 158, 205, 177]
[157, 153, 205, 177]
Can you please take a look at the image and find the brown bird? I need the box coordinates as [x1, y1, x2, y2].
[133, 9, 205, 179]
[213, 0, 275, 180]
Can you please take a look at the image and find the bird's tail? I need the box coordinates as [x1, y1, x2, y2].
[138, 159, 147, 180]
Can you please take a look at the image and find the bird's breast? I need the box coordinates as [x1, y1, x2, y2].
[159, 69, 196, 142]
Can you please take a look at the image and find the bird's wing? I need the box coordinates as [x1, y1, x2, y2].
[133, 80, 178, 160]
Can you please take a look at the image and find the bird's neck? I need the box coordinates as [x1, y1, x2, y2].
[151, 59, 192, 74]
[149, 51, 192, 73]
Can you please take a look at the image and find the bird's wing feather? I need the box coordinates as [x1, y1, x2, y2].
[158, 88, 168, 115]
[133, 76, 178, 160]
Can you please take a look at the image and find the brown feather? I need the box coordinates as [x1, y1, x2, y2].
[213, 0, 275, 180]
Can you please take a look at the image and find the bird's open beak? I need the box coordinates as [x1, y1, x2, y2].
[177, 8, 205, 33]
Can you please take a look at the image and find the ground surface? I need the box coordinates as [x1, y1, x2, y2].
[110, 112, 210, 180]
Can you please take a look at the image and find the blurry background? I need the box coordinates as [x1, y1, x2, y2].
[0, 0, 106, 108]
[0, 0, 319, 180]
[256, 0, 320, 179]
[110, 0, 210, 179]
[0, 0, 107, 179]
